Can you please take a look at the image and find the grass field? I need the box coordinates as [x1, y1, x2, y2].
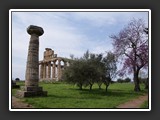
[140, 100, 149, 108]
[12, 81, 148, 108]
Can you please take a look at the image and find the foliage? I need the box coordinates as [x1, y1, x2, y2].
[117, 77, 131, 83]
[139, 77, 149, 89]
[63, 50, 117, 91]
[124, 77, 131, 83]
[102, 51, 117, 91]
[117, 78, 124, 83]
[15, 78, 20, 81]
[63, 51, 104, 90]
[110, 18, 149, 91]
[62, 60, 87, 90]
[139, 77, 147, 84]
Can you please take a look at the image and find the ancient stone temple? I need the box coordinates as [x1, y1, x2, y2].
[16, 25, 47, 97]
[39, 48, 70, 81]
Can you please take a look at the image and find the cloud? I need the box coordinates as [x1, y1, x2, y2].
[69, 12, 148, 28]
[70, 12, 117, 27]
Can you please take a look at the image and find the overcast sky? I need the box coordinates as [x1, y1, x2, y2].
[11, 10, 148, 80]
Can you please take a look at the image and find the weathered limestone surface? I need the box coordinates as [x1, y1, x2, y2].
[43, 63, 46, 79]
[52, 62, 55, 79]
[39, 48, 68, 81]
[40, 64, 44, 79]
[44, 48, 54, 60]
[58, 60, 62, 80]
[16, 25, 47, 98]
[47, 62, 51, 79]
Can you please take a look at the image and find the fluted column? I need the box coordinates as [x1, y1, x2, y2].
[25, 25, 44, 87]
[43, 63, 46, 79]
[58, 60, 62, 80]
[52, 61, 55, 79]
[40, 63, 44, 79]
[47, 62, 51, 79]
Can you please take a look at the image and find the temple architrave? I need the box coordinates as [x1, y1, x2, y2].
[39, 48, 70, 81]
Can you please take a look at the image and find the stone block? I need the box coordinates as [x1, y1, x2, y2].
[25, 86, 43, 92]
[16, 90, 47, 98]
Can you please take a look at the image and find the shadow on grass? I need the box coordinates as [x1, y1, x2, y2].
[47, 94, 75, 99]
[69, 88, 146, 98]
[47, 94, 103, 100]
[46, 88, 145, 100]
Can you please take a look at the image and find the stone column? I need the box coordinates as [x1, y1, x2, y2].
[58, 60, 62, 80]
[43, 63, 46, 79]
[52, 61, 55, 79]
[40, 63, 44, 79]
[25, 25, 43, 87]
[47, 62, 51, 79]
[16, 25, 47, 97]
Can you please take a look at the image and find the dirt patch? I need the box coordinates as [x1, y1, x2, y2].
[12, 96, 33, 108]
[116, 94, 148, 108]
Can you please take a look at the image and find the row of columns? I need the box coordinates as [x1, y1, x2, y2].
[39, 60, 68, 80]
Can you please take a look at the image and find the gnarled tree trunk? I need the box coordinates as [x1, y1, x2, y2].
[134, 70, 141, 92]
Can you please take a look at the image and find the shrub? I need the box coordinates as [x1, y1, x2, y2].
[15, 78, 20, 81]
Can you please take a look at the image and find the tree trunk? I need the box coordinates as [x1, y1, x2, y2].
[106, 85, 109, 92]
[134, 70, 141, 92]
[79, 84, 83, 90]
[98, 83, 102, 89]
[90, 84, 92, 90]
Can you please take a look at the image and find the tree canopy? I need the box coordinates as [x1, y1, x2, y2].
[62, 50, 117, 91]
[110, 18, 148, 91]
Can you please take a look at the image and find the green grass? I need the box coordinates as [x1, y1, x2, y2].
[140, 100, 149, 108]
[12, 81, 148, 108]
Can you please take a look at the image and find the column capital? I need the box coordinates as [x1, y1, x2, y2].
[27, 25, 44, 36]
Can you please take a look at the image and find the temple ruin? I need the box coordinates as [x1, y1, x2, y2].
[39, 48, 70, 81]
